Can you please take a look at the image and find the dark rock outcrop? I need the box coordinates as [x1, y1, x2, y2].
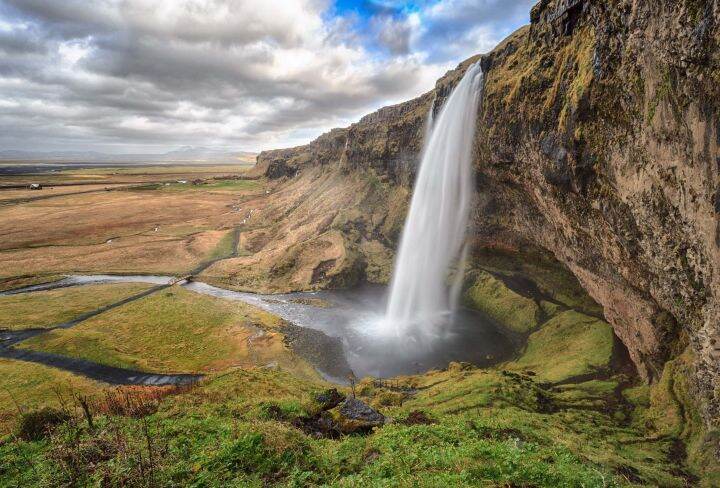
[331, 397, 386, 433]
[314, 388, 345, 411]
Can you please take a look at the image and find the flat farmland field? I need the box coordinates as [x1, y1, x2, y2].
[0, 164, 267, 277]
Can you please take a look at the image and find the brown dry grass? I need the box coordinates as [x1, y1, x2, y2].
[0, 231, 227, 277]
[0, 191, 233, 249]
[0, 176, 269, 277]
[0, 184, 131, 203]
[200, 167, 398, 292]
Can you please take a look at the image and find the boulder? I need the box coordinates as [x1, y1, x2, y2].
[314, 388, 345, 411]
[331, 397, 386, 434]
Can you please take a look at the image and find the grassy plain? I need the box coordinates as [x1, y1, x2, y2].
[0, 283, 154, 330]
[0, 164, 266, 278]
[20, 286, 318, 379]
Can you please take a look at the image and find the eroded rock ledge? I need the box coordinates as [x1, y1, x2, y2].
[253, 0, 719, 428]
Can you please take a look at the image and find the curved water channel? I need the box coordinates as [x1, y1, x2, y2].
[1, 275, 515, 384]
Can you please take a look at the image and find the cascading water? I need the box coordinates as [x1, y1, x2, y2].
[383, 62, 483, 339]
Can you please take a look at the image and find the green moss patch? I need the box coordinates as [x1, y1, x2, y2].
[464, 270, 541, 334]
[473, 247, 603, 317]
[641, 348, 720, 485]
[508, 310, 615, 383]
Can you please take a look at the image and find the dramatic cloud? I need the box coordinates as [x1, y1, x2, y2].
[0, 0, 534, 153]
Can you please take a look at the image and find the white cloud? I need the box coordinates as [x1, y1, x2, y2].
[0, 0, 534, 152]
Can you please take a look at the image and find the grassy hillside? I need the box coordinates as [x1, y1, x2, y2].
[0, 363, 699, 487]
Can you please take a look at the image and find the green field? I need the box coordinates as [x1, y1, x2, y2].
[0, 283, 155, 330]
[19, 286, 316, 377]
[0, 363, 701, 487]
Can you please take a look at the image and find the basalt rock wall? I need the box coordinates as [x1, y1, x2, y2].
[256, 0, 720, 426]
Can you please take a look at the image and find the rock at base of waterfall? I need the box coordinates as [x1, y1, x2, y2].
[331, 397, 386, 433]
[314, 388, 346, 411]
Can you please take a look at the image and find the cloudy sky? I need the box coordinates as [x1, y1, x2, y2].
[0, 0, 534, 153]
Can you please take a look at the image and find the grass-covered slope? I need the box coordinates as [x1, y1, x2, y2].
[508, 310, 615, 383]
[18, 286, 317, 379]
[0, 365, 699, 487]
[0, 358, 108, 433]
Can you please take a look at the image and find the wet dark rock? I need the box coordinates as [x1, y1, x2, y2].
[332, 397, 386, 434]
[315, 388, 345, 411]
[292, 412, 341, 439]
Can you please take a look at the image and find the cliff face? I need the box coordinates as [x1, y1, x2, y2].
[255, 0, 719, 426]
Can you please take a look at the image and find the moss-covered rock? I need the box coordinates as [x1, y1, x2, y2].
[330, 397, 386, 434]
[640, 347, 720, 486]
[464, 270, 542, 334]
[508, 310, 614, 383]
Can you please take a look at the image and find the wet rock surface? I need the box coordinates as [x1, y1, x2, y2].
[332, 397, 386, 434]
[314, 388, 346, 411]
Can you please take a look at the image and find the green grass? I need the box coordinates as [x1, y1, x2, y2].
[506, 310, 615, 383]
[464, 270, 541, 333]
[19, 286, 317, 378]
[162, 179, 262, 193]
[0, 359, 107, 433]
[473, 248, 603, 317]
[0, 283, 154, 330]
[0, 367, 691, 487]
[206, 229, 237, 261]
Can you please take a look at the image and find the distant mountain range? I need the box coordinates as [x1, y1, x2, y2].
[0, 146, 257, 164]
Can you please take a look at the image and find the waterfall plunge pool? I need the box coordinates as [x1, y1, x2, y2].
[5, 275, 516, 380]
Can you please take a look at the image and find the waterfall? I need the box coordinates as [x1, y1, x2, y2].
[383, 62, 483, 339]
[424, 95, 436, 141]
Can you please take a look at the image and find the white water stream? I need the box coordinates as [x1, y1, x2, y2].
[383, 62, 483, 339]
